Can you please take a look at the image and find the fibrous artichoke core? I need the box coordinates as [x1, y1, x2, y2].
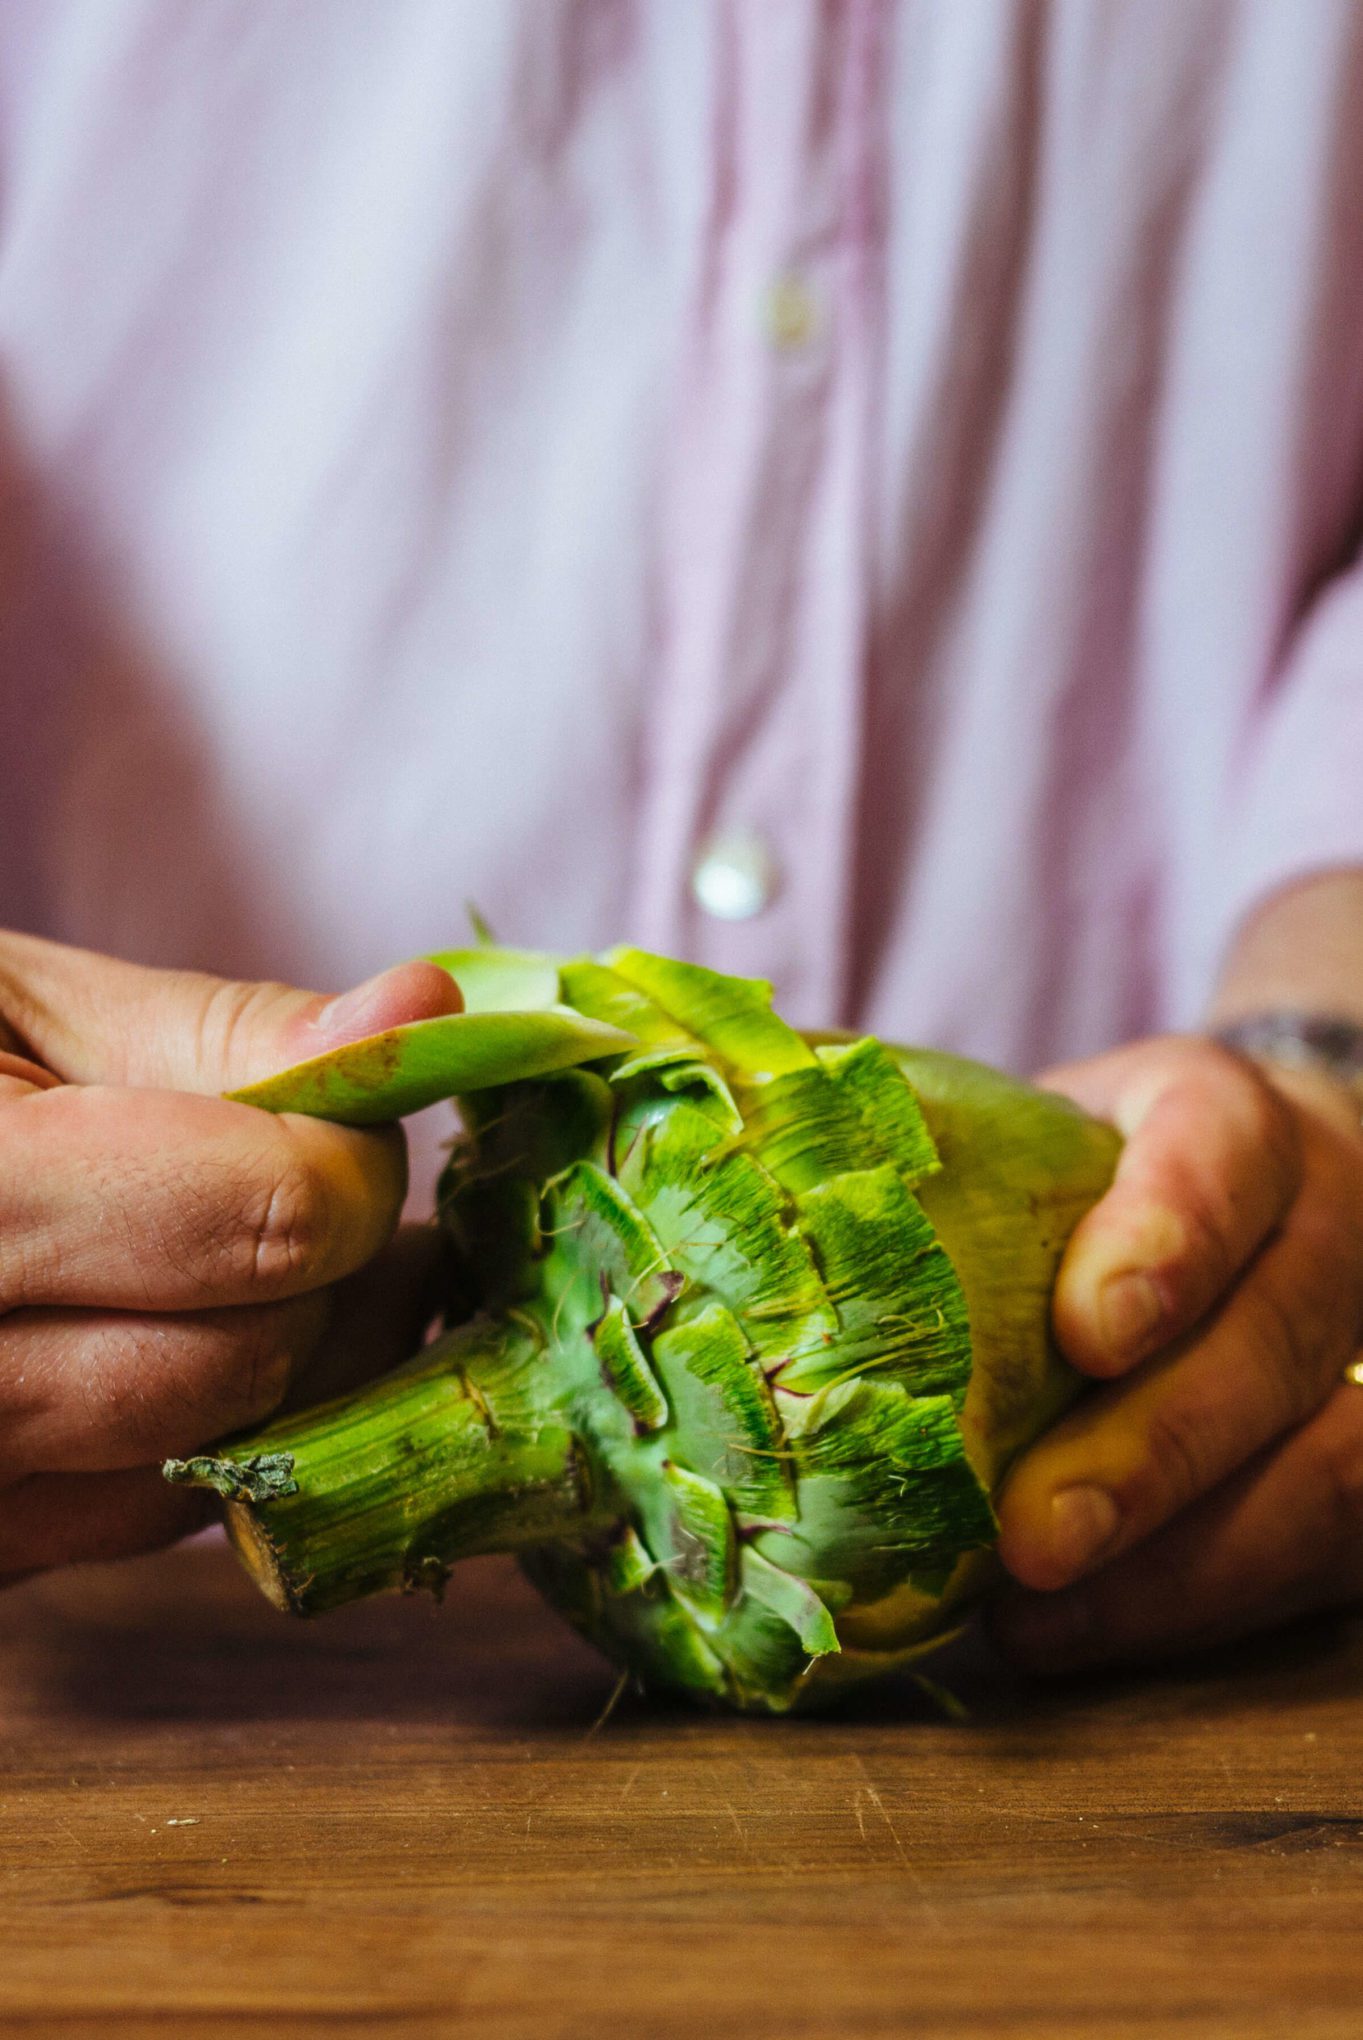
[166, 945, 1118, 1712]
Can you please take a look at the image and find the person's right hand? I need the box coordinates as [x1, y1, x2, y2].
[0, 930, 463, 1584]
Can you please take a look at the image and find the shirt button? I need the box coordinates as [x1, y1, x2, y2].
[764, 272, 819, 352]
[691, 830, 779, 922]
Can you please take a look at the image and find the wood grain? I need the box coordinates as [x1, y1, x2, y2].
[0, 1535, 1360, 2038]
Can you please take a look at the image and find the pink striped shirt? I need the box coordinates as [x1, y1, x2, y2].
[3, 1, 1362, 1081]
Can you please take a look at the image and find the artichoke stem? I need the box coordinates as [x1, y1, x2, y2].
[166, 1319, 603, 1616]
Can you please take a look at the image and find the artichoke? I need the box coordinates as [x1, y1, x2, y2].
[166, 945, 1119, 1713]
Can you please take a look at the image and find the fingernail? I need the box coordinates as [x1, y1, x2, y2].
[1098, 1270, 1164, 1363]
[317, 972, 394, 1038]
[1048, 1485, 1120, 1581]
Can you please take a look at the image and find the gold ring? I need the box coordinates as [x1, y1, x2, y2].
[1345, 1360, 1363, 1388]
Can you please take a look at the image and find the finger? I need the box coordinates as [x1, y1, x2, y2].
[0, 1084, 408, 1312]
[997, 1113, 1363, 1590]
[0, 1465, 215, 1576]
[990, 1377, 1363, 1671]
[0, 930, 462, 1091]
[1041, 1037, 1300, 1376]
[0, 1051, 61, 1104]
[283, 1223, 450, 1412]
[0, 1291, 330, 1479]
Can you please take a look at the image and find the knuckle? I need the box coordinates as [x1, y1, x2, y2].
[1138, 1392, 1215, 1516]
[1243, 1278, 1333, 1427]
[207, 1312, 295, 1432]
[154, 1312, 293, 1444]
[233, 1153, 330, 1293]
[192, 974, 297, 1087]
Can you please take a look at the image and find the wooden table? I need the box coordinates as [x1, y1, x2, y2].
[0, 1535, 1359, 2038]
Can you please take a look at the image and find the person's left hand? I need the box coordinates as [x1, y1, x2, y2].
[989, 1034, 1363, 1670]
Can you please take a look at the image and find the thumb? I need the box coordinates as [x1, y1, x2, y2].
[0, 931, 463, 1093]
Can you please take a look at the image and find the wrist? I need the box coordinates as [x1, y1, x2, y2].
[1211, 1012, 1363, 1133]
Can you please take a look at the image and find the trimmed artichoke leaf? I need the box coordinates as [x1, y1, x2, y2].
[657, 1461, 735, 1621]
[524, 1542, 729, 1697]
[650, 1303, 794, 1518]
[714, 1548, 840, 1708]
[423, 945, 562, 1013]
[609, 1050, 745, 1136]
[608, 1044, 702, 1083]
[559, 959, 700, 1049]
[657, 1059, 745, 1129]
[733, 1064, 874, 1194]
[738, 1548, 840, 1657]
[604, 948, 815, 1078]
[228, 1009, 636, 1125]
[608, 1064, 742, 1179]
[537, 1161, 679, 1344]
[813, 1037, 941, 1186]
[771, 1379, 997, 1601]
[785, 1165, 972, 1403]
[603, 1524, 659, 1596]
[592, 1296, 669, 1432]
[618, 1099, 837, 1359]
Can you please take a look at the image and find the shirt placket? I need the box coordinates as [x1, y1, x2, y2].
[630, 0, 887, 1028]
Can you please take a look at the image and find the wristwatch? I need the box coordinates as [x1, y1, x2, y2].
[1213, 1011, 1363, 1115]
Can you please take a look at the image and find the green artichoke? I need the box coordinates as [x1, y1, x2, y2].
[166, 945, 1119, 1713]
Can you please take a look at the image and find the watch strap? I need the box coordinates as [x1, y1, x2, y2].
[1213, 1011, 1363, 1101]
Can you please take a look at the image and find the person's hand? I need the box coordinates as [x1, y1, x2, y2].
[0, 930, 462, 1582]
[989, 1034, 1363, 1670]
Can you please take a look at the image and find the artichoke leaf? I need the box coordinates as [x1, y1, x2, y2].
[649, 1304, 793, 1518]
[537, 1161, 680, 1339]
[786, 1166, 972, 1402]
[605, 948, 816, 1079]
[655, 1461, 735, 1622]
[715, 1549, 841, 1706]
[228, 1007, 636, 1125]
[813, 1037, 941, 1186]
[591, 1297, 669, 1432]
[559, 958, 700, 1048]
[619, 1099, 836, 1359]
[423, 946, 563, 1013]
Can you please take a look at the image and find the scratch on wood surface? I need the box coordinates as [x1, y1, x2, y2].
[856, 1760, 941, 1925]
[620, 1764, 641, 1800]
